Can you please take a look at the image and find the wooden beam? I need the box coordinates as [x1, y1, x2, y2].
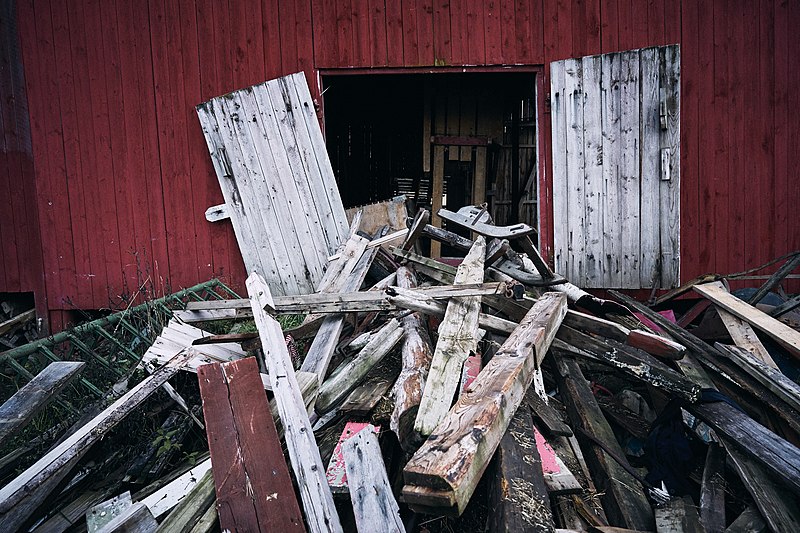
[414, 236, 487, 436]
[553, 356, 654, 531]
[403, 293, 567, 515]
[699, 442, 726, 533]
[391, 266, 434, 450]
[489, 405, 556, 533]
[747, 253, 800, 305]
[315, 318, 404, 414]
[555, 326, 701, 402]
[342, 427, 404, 532]
[689, 399, 800, 494]
[0, 350, 193, 530]
[693, 281, 800, 361]
[246, 273, 343, 533]
[197, 358, 305, 532]
[0, 361, 84, 445]
[0, 308, 35, 336]
[716, 308, 777, 368]
[431, 145, 445, 258]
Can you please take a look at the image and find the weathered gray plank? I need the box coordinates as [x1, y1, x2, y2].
[342, 427, 404, 533]
[414, 236, 486, 436]
[550, 58, 569, 278]
[247, 273, 343, 533]
[0, 361, 84, 445]
[582, 53, 604, 288]
[640, 46, 661, 288]
[659, 45, 681, 286]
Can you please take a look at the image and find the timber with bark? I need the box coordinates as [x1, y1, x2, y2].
[390, 266, 434, 449]
[414, 236, 487, 436]
[403, 292, 567, 515]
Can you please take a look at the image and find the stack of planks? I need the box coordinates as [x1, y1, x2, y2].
[175, 204, 800, 532]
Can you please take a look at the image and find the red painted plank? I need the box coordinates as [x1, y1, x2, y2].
[554, 0, 573, 60]
[449, 0, 466, 65]
[599, 0, 619, 53]
[385, 0, 404, 65]
[100, 0, 142, 300]
[295, 0, 316, 85]
[368, 0, 388, 66]
[499, 0, 513, 63]
[401, 0, 420, 65]
[616, 0, 632, 51]
[198, 358, 306, 532]
[0, 27, 17, 290]
[783, 0, 799, 267]
[86, 0, 125, 302]
[754, 0, 775, 269]
[740, 0, 761, 274]
[417, 0, 434, 64]
[513, 0, 533, 64]
[263, 0, 284, 78]
[464, 0, 485, 64]
[663, 0, 680, 44]
[528, 0, 544, 63]
[334, 0, 353, 66]
[433, 0, 452, 65]
[628, 0, 648, 49]
[646, 0, 665, 45]
[351, 0, 370, 66]
[484, 0, 502, 64]
[115, 0, 157, 300]
[33, 0, 76, 307]
[679, 0, 701, 280]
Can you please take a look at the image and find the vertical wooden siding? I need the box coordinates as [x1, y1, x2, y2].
[0, 1, 45, 308]
[8, 0, 800, 319]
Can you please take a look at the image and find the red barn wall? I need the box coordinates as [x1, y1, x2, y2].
[8, 0, 800, 327]
[0, 2, 46, 316]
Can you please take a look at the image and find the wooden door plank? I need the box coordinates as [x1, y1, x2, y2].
[342, 427, 404, 532]
[601, 51, 622, 287]
[247, 273, 343, 533]
[582, 53, 604, 288]
[694, 281, 800, 361]
[414, 237, 486, 436]
[658, 45, 681, 287]
[0, 361, 84, 445]
[404, 293, 567, 515]
[618, 50, 641, 288]
[550, 58, 569, 277]
[198, 358, 305, 532]
[639, 46, 661, 288]
[563, 58, 586, 284]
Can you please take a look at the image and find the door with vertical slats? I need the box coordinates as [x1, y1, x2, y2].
[550, 45, 680, 289]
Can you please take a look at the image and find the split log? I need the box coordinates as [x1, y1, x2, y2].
[489, 405, 556, 533]
[699, 443, 726, 533]
[247, 273, 343, 533]
[414, 236, 487, 436]
[553, 356, 654, 531]
[315, 318, 404, 414]
[342, 427, 404, 533]
[0, 350, 193, 531]
[693, 281, 800, 361]
[197, 358, 305, 532]
[0, 361, 84, 445]
[390, 266, 434, 449]
[403, 292, 567, 515]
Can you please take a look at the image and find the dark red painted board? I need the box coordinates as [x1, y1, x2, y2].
[198, 357, 306, 533]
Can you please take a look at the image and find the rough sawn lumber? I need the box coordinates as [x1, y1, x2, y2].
[414, 236, 487, 436]
[246, 273, 343, 533]
[403, 292, 567, 515]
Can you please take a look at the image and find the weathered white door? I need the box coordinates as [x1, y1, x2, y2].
[550, 45, 680, 289]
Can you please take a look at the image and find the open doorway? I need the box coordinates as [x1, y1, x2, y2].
[322, 71, 538, 254]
